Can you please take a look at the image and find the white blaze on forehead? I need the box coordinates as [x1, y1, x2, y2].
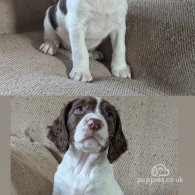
[95, 97, 102, 114]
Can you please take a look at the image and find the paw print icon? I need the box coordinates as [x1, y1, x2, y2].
[151, 164, 170, 177]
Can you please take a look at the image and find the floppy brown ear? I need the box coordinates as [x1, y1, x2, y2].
[108, 110, 128, 163]
[47, 101, 75, 153]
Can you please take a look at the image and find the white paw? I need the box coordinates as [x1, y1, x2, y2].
[92, 50, 104, 61]
[39, 42, 57, 56]
[112, 66, 131, 79]
[69, 69, 93, 82]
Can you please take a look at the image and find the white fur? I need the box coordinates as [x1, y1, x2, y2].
[40, 0, 131, 82]
[52, 98, 124, 195]
[53, 147, 124, 195]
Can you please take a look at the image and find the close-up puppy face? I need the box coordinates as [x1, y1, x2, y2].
[48, 96, 127, 163]
[67, 97, 116, 153]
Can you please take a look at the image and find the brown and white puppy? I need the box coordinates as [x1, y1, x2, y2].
[40, 0, 131, 82]
[48, 96, 127, 195]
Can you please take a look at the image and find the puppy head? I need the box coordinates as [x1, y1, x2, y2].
[48, 96, 127, 163]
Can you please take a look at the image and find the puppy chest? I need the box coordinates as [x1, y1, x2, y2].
[65, 175, 106, 195]
[86, 0, 118, 39]
[85, 11, 118, 40]
[62, 167, 111, 194]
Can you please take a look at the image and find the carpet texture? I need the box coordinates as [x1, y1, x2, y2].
[11, 96, 178, 195]
[0, 0, 194, 95]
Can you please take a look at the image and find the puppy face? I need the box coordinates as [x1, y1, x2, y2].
[48, 96, 127, 163]
[67, 97, 117, 153]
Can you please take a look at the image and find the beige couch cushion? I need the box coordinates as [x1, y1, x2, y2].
[11, 137, 58, 195]
[11, 96, 179, 194]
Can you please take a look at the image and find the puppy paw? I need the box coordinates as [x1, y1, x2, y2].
[69, 70, 93, 82]
[39, 42, 57, 56]
[92, 50, 104, 61]
[112, 66, 131, 79]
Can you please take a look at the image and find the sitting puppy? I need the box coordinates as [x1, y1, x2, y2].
[48, 96, 127, 195]
[40, 0, 131, 82]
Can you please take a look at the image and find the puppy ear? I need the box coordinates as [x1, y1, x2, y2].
[108, 110, 127, 163]
[47, 100, 75, 153]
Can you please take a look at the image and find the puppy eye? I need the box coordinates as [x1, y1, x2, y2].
[107, 111, 113, 121]
[74, 105, 85, 114]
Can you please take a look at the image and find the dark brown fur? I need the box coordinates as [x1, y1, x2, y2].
[55, 0, 67, 15]
[47, 97, 127, 163]
[59, 0, 67, 15]
[48, 0, 67, 30]
[66, 97, 97, 142]
[47, 100, 76, 152]
[99, 100, 127, 163]
[48, 5, 58, 30]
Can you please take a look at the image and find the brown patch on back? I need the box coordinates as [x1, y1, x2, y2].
[48, 5, 58, 30]
[59, 0, 67, 15]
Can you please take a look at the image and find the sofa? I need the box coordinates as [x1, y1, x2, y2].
[0, 0, 194, 96]
[11, 96, 178, 195]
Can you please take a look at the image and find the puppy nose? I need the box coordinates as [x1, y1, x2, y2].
[87, 118, 102, 131]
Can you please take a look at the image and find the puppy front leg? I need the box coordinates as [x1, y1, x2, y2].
[110, 21, 131, 79]
[69, 27, 92, 82]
